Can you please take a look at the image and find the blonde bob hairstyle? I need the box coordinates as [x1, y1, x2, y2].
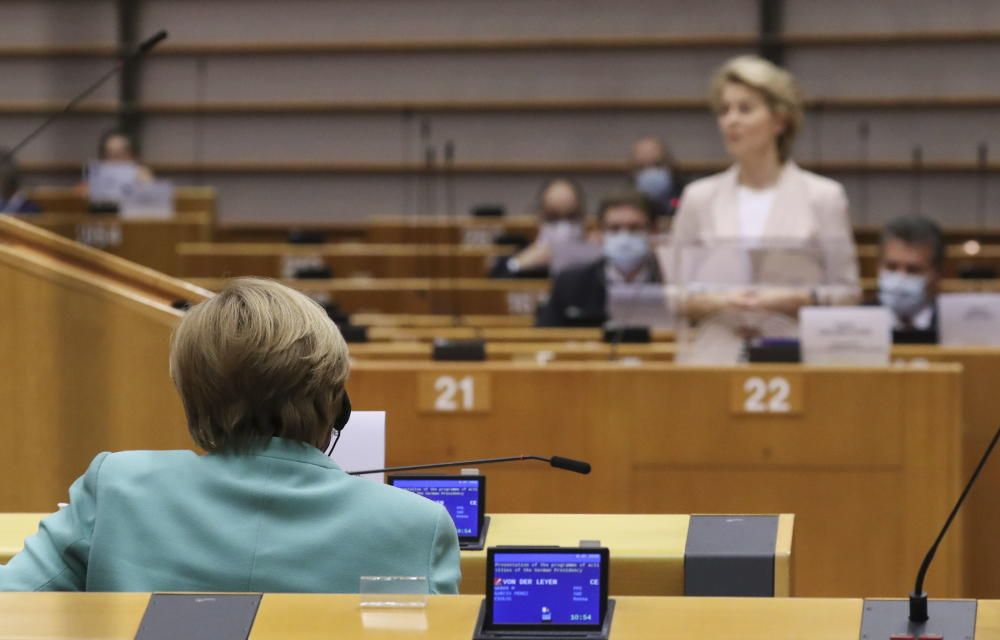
[169, 277, 350, 452]
[710, 55, 804, 162]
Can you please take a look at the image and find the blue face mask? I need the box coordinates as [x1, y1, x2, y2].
[635, 167, 672, 202]
[603, 231, 650, 274]
[878, 269, 928, 318]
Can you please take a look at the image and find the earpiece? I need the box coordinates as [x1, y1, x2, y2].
[333, 390, 352, 434]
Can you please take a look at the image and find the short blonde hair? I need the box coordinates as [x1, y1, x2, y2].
[710, 55, 804, 162]
[169, 278, 350, 452]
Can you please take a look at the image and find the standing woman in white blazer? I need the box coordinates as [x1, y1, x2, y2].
[670, 55, 860, 318]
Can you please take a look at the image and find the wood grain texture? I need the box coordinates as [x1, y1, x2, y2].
[348, 362, 964, 598]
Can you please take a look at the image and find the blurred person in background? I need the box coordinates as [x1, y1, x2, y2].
[629, 135, 684, 222]
[490, 177, 587, 279]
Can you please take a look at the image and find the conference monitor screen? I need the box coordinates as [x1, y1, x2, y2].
[484, 547, 610, 633]
[388, 475, 485, 544]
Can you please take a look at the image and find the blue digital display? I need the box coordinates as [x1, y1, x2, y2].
[390, 478, 481, 538]
[491, 552, 603, 626]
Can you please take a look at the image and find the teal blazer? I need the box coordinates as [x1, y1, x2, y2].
[0, 438, 460, 593]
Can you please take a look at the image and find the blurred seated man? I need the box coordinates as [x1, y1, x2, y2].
[490, 177, 586, 279]
[96, 129, 153, 181]
[0, 153, 40, 214]
[630, 135, 685, 222]
[536, 189, 660, 326]
[0, 278, 460, 593]
[877, 215, 943, 344]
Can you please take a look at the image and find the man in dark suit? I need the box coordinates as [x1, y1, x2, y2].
[877, 215, 943, 344]
[536, 189, 661, 327]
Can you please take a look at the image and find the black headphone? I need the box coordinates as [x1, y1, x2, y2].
[333, 390, 352, 433]
[326, 390, 352, 455]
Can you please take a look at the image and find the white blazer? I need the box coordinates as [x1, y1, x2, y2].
[669, 162, 860, 304]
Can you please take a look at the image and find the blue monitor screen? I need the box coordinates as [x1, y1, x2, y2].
[491, 552, 603, 626]
[390, 478, 481, 538]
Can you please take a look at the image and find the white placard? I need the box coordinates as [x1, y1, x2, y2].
[119, 180, 175, 220]
[607, 282, 672, 328]
[799, 306, 891, 366]
[940, 293, 1000, 346]
[326, 410, 386, 483]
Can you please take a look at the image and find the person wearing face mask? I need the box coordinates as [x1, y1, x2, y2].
[535, 190, 659, 327]
[489, 177, 587, 279]
[670, 56, 859, 321]
[875, 215, 943, 343]
[630, 136, 685, 222]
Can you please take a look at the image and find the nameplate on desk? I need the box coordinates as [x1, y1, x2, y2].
[799, 306, 891, 365]
[730, 372, 803, 416]
[75, 222, 122, 249]
[940, 292, 1000, 346]
[135, 593, 261, 640]
[418, 372, 492, 413]
[119, 180, 174, 220]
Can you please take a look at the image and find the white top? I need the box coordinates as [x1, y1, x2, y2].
[737, 185, 777, 240]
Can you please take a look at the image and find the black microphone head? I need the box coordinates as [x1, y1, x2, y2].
[138, 30, 169, 55]
[549, 456, 591, 475]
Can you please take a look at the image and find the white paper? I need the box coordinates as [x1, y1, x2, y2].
[940, 293, 1000, 346]
[799, 306, 891, 366]
[327, 411, 386, 483]
[119, 180, 175, 220]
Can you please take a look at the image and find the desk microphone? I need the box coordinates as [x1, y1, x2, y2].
[4, 30, 169, 160]
[349, 454, 592, 476]
[907, 424, 1000, 622]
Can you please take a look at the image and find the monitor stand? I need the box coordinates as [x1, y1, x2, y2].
[460, 515, 491, 551]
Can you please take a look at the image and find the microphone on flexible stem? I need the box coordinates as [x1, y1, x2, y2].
[442, 140, 463, 326]
[857, 121, 870, 225]
[417, 118, 432, 217]
[911, 145, 923, 216]
[349, 454, 592, 476]
[3, 30, 169, 161]
[977, 142, 989, 228]
[908, 424, 1000, 622]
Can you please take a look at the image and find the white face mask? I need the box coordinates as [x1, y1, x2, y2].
[538, 220, 583, 244]
[603, 231, 650, 274]
[878, 269, 928, 318]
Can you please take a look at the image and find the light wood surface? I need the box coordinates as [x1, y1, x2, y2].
[176, 242, 511, 279]
[189, 277, 550, 316]
[0, 513, 794, 597]
[0, 218, 210, 511]
[348, 362, 964, 598]
[0, 592, 880, 640]
[19, 212, 212, 276]
[26, 186, 217, 216]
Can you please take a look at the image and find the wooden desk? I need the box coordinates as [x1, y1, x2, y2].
[189, 277, 551, 315]
[350, 341, 678, 361]
[460, 513, 793, 597]
[177, 242, 512, 279]
[27, 186, 217, 217]
[213, 215, 538, 245]
[0, 217, 209, 512]
[3, 592, 985, 640]
[0, 513, 794, 598]
[16, 212, 213, 276]
[349, 362, 964, 598]
[0, 593, 870, 640]
[892, 347, 1000, 599]
[351, 313, 535, 328]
